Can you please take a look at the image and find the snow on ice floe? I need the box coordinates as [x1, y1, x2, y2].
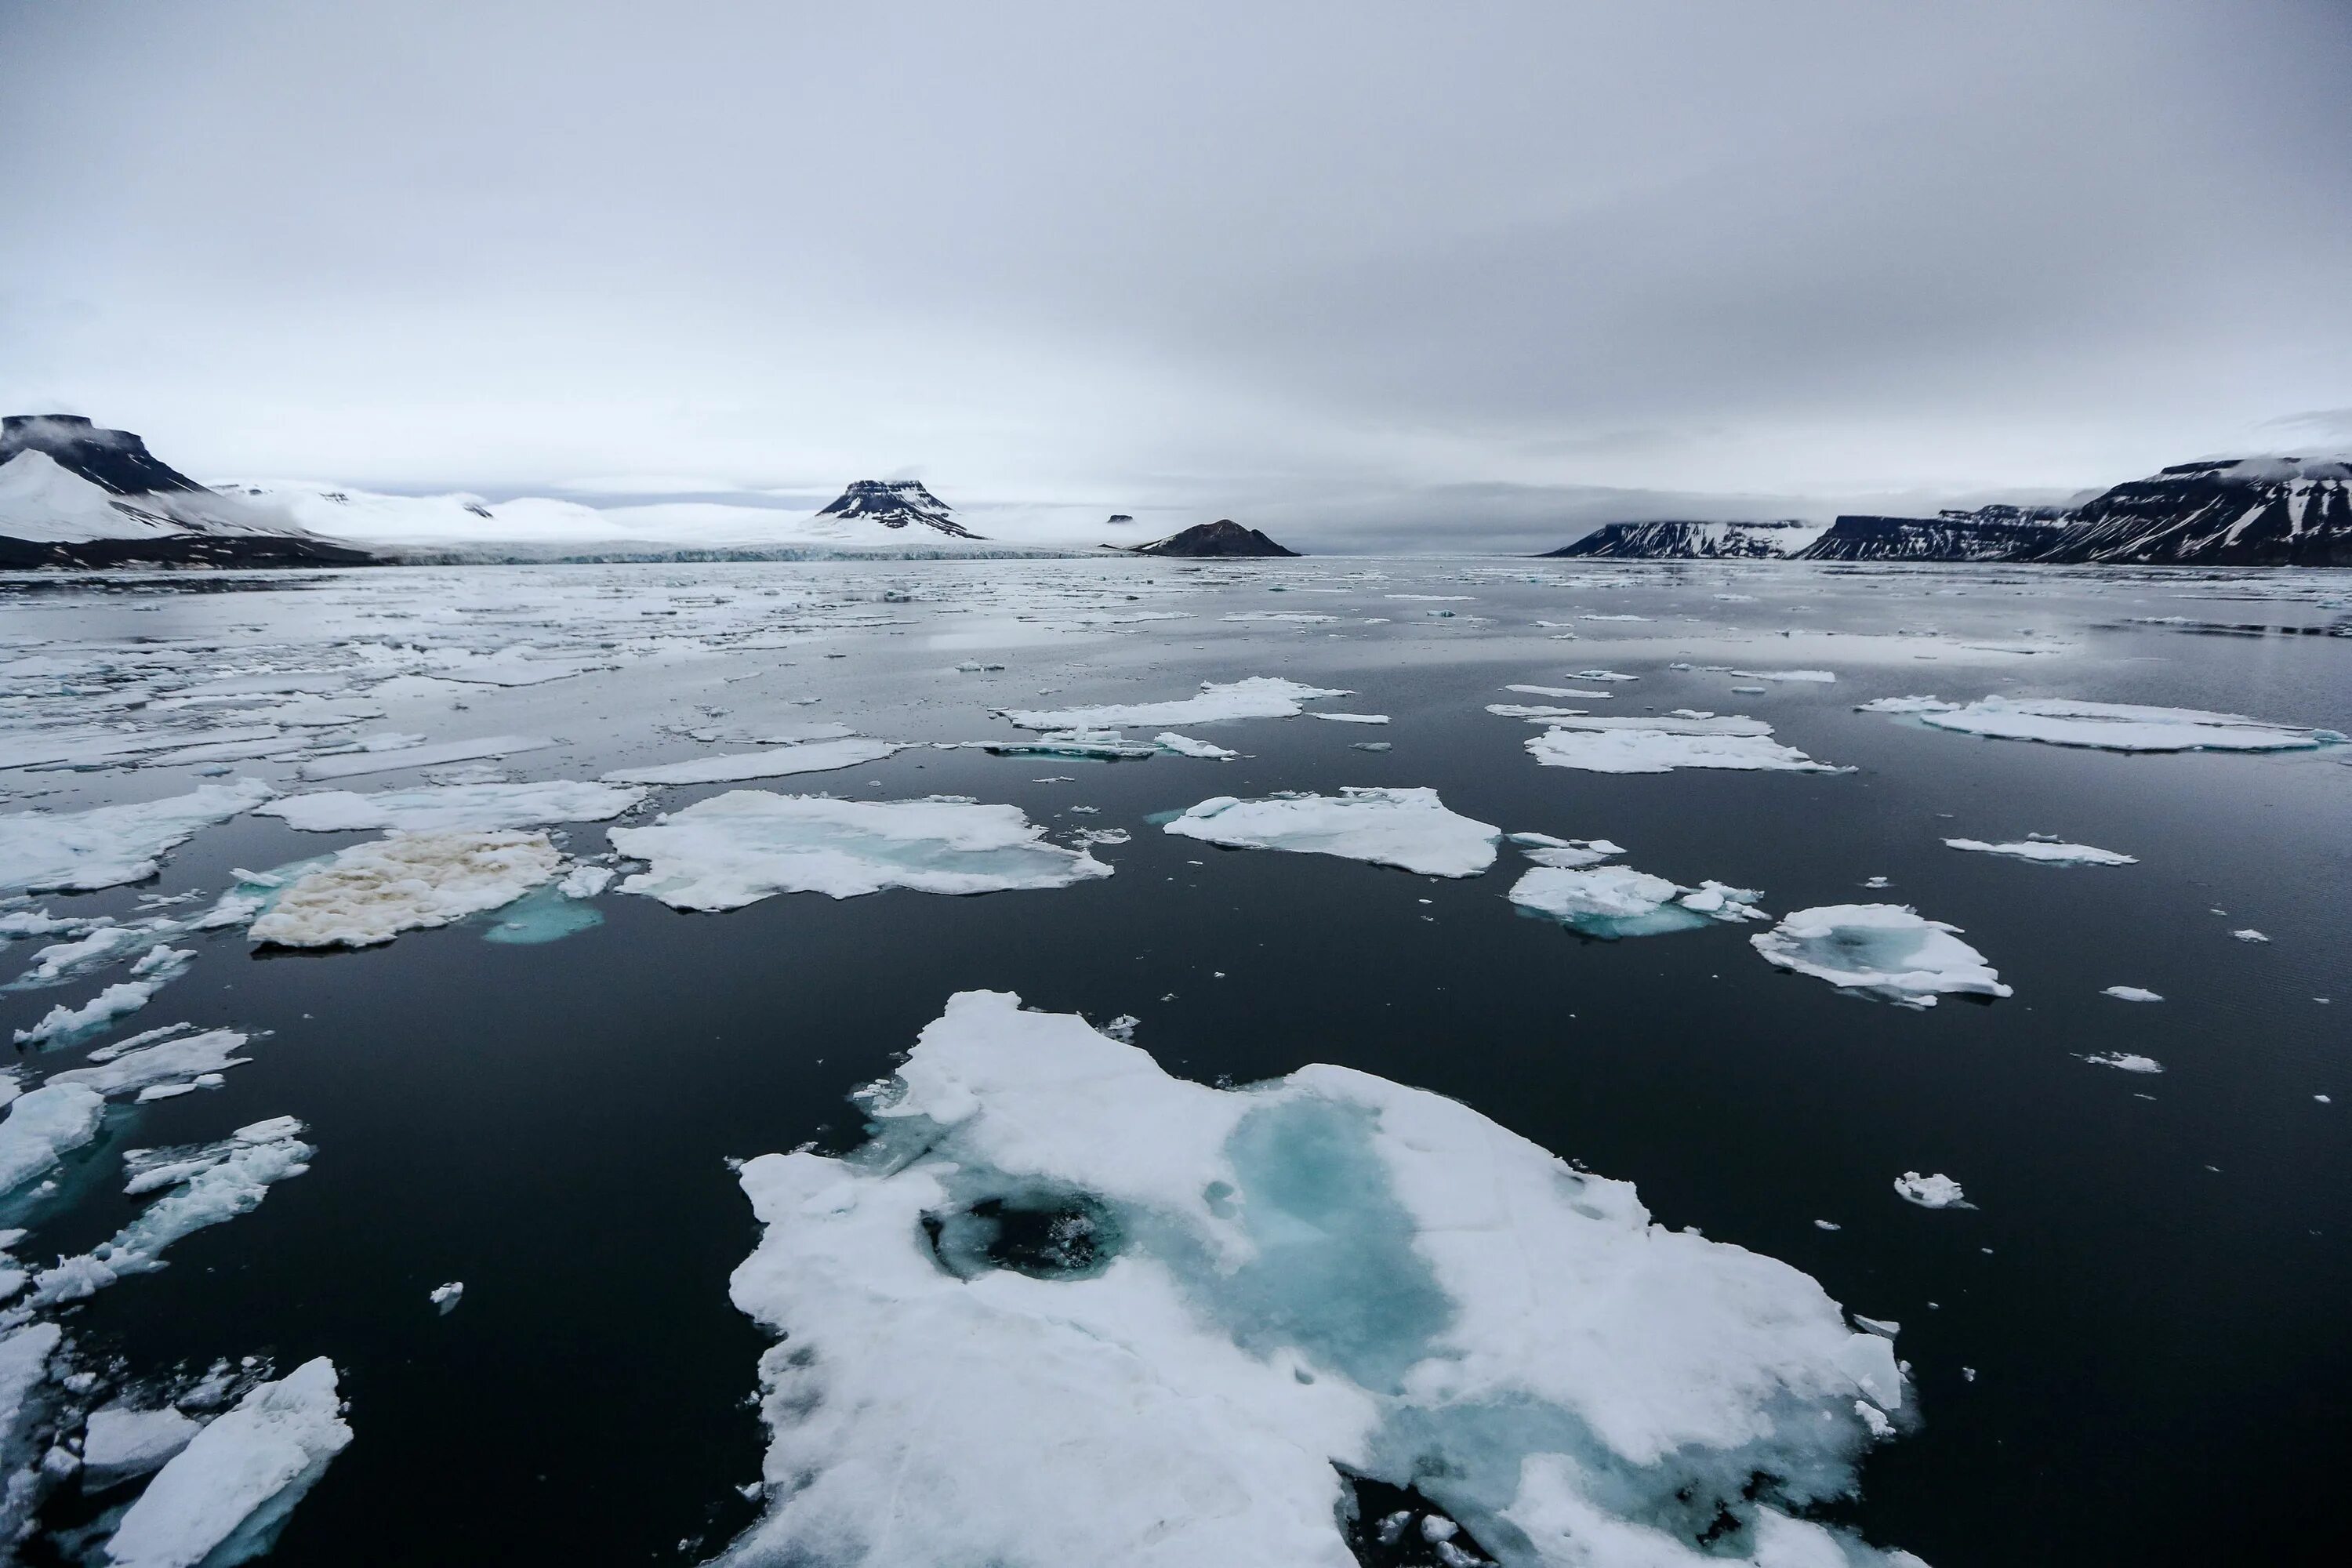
[718, 990, 1915, 1568]
[260, 780, 644, 833]
[1163, 788, 1498, 877]
[29, 1117, 314, 1307]
[1152, 732, 1237, 760]
[2085, 1051, 2163, 1073]
[974, 731, 1160, 761]
[1893, 1173, 1971, 1210]
[1943, 837, 2136, 867]
[1509, 866, 1764, 940]
[0, 782, 274, 896]
[601, 736, 903, 786]
[611, 793, 1112, 910]
[100, 1356, 350, 1568]
[246, 830, 564, 948]
[51, 1028, 252, 1099]
[80, 1405, 201, 1486]
[1522, 716, 1846, 775]
[1504, 832, 1624, 869]
[1751, 905, 2010, 1009]
[1885, 696, 2343, 753]
[2101, 985, 2164, 1003]
[997, 677, 1348, 731]
[13, 966, 187, 1047]
[430, 1282, 465, 1313]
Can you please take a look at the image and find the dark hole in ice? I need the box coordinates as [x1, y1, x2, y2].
[1337, 1469, 1494, 1568]
[920, 1190, 1121, 1281]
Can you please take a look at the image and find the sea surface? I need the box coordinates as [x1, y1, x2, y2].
[2, 557, 2346, 1566]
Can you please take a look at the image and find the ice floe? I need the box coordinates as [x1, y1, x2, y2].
[2100, 985, 2163, 1003]
[50, 1029, 252, 1099]
[30, 1117, 314, 1305]
[101, 1356, 350, 1568]
[246, 830, 564, 948]
[1751, 905, 2011, 1008]
[1943, 837, 2136, 866]
[13, 975, 180, 1047]
[297, 734, 555, 782]
[2085, 1051, 2163, 1073]
[0, 782, 274, 896]
[259, 780, 644, 833]
[975, 731, 1160, 760]
[2230, 928, 2269, 943]
[612, 793, 1112, 910]
[1898, 697, 2344, 753]
[1163, 788, 1499, 877]
[601, 736, 902, 786]
[1893, 1172, 1971, 1210]
[1152, 733, 1237, 760]
[1307, 712, 1390, 724]
[81, 1405, 201, 1488]
[1504, 832, 1624, 869]
[0, 1085, 104, 1196]
[1525, 720, 1846, 775]
[719, 990, 1915, 1568]
[1509, 866, 1765, 939]
[430, 1282, 464, 1313]
[998, 677, 1348, 731]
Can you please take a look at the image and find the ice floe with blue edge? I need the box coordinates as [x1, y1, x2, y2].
[997, 677, 1349, 731]
[719, 991, 1918, 1568]
[1164, 788, 1498, 877]
[100, 1356, 350, 1568]
[1874, 695, 2343, 753]
[1510, 865, 1765, 940]
[611, 792, 1112, 910]
[246, 830, 565, 948]
[1751, 905, 2010, 1008]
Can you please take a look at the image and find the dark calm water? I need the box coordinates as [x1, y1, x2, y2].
[2, 561, 2346, 1566]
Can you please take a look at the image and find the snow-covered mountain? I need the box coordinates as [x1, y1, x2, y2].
[1795, 506, 2067, 562]
[806, 479, 978, 539]
[2034, 456, 2351, 565]
[1546, 519, 1824, 559]
[0, 416, 373, 568]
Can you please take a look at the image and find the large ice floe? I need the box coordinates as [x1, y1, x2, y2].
[1942, 837, 2136, 867]
[100, 1356, 351, 1568]
[719, 992, 1918, 1568]
[1880, 696, 2344, 753]
[0, 781, 274, 895]
[257, 780, 644, 833]
[611, 793, 1112, 910]
[601, 736, 903, 786]
[1513, 717, 1846, 775]
[0, 1084, 105, 1196]
[1751, 906, 2010, 1009]
[1163, 788, 1499, 877]
[997, 677, 1350, 731]
[245, 830, 564, 947]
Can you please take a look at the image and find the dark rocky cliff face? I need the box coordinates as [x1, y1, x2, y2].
[1797, 507, 2066, 562]
[1, 414, 211, 496]
[2032, 458, 2351, 566]
[814, 480, 979, 538]
[1131, 519, 1298, 557]
[1547, 520, 1815, 559]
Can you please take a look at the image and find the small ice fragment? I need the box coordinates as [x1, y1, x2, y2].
[2085, 1052, 2163, 1074]
[1349, 741, 1392, 752]
[2101, 985, 2163, 1003]
[1152, 733, 1236, 760]
[601, 738, 902, 786]
[0, 1084, 106, 1195]
[1307, 713, 1389, 724]
[998, 677, 1348, 731]
[1814, 1220, 1841, 1231]
[1944, 837, 2136, 866]
[14, 979, 166, 1046]
[2230, 929, 2269, 943]
[1893, 1172, 1972, 1209]
[430, 1281, 464, 1313]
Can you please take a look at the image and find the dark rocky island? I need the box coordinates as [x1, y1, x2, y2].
[1129, 519, 1299, 557]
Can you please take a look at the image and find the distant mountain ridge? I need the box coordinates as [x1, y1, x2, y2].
[1541, 456, 2352, 566]
[1546, 519, 1823, 559]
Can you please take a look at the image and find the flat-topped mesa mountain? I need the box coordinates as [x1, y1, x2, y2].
[2033, 456, 2352, 566]
[1795, 505, 2068, 562]
[1130, 519, 1300, 557]
[1546, 519, 1824, 559]
[809, 479, 980, 539]
[0, 416, 375, 569]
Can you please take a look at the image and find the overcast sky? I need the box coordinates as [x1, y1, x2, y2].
[4, 0, 2347, 545]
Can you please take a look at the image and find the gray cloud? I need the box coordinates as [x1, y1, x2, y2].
[2, 0, 2346, 547]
